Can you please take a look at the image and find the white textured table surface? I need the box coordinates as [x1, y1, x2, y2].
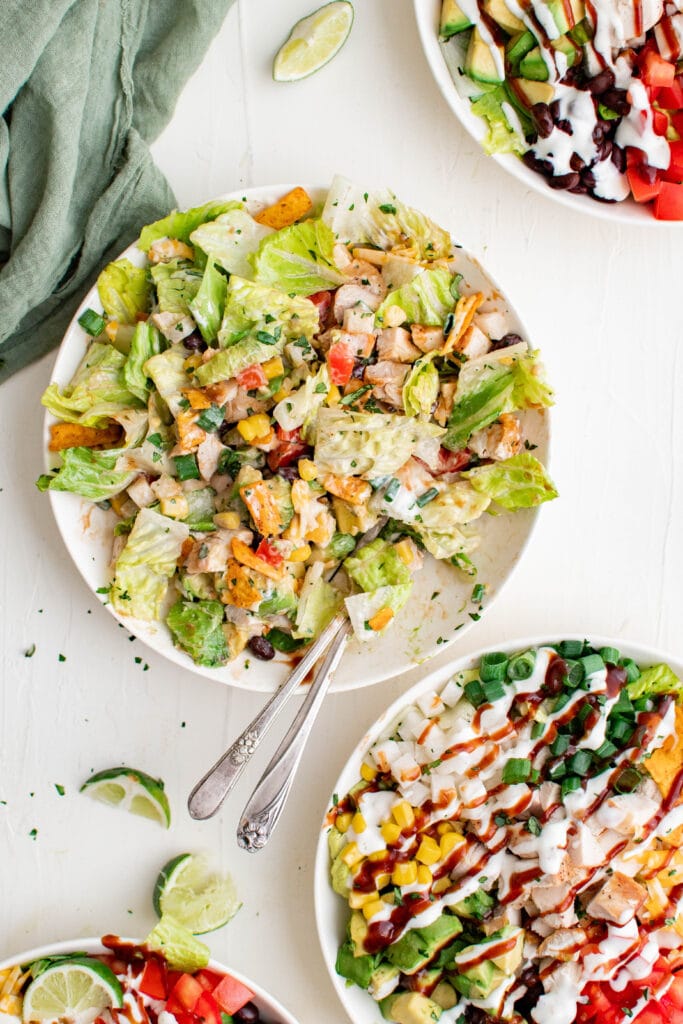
[2, 1, 682, 1021]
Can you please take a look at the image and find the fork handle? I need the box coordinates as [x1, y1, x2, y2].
[187, 612, 347, 820]
[236, 619, 351, 851]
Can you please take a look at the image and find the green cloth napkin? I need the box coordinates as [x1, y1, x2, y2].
[0, 0, 235, 382]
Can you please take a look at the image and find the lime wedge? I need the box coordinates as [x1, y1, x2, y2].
[80, 767, 171, 828]
[273, 1, 354, 82]
[145, 916, 210, 973]
[153, 853, 241, 935]
[22, 957, 123, 1024]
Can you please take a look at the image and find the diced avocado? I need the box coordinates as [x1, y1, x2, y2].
[451, 959, 503, 999]
[465, 27, 505, 85]
[519, 46, 550, 81]
[506, 29, 536, 67]
[515, 77, 556, 107]
[369, 964, 401, 1000]
[453, 887, 494, 921]
[432, 981, 457, 1010]
[258, 580, 298, 618]
[567, 16, 593, 43]
[328, 825, 346, 860]
[553, 33, 580, 66]
[483, 0, 525, 34]
[331, 496, 377, 536]
[440, 0, 473, 37]
[542, 0, 585, 35]
[350, 911, 370, 956]
[386, 914, 463, 975]
[488, 926, 524, 973]
[410, 968, 443, 994]
[336, 939, 379, 990]
[179, 571, 216, 601]
[380, 991, 443, 1024]
[331, 853, 351, 896]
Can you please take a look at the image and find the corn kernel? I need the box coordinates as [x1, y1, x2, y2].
[214, 511, 242, 530]
[361, 762, 378, 782]
[105, 320, 119, 342]
[262, 356, 284, 380]
[335, 811, 353, 833]
[348, 889, 378, 909]
[352, 812, 367, 834]
[392, 801, 415, 830]
[183, 353, 203, 371]
[362, 899, 386, 920]
[298, 458, 318, 482]
[368, 850, 388, 863]
[440, 832, 465, 858]
[417, 865, 433, 886]
[288, 544, 312, 562]
[237, 414, 271, 443]
[437, 821, 456, 835]
[110, 493, 128, 517]
[433, 876, 451, 895]
[416, 837, 442, 866]
[375, 871, 392, 889]
[392, 860, 418, 886]
[368, 607, 395, 632]
[272, 387, 291, 403]
[340, 842, 364, 868]
[381, 821, 402, 845]
[395, 539, 415, 566]
[327, 384, 341, 405]
[252, 428, 275, 447]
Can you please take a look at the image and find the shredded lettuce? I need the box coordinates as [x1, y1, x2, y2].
[123, 322, 164, 403]
[376, 267, 456, 327]
[273, 364, 330, 435]
[470, 86, 528, 156]
[183, 487, 217, 530]
[111, 507, 189, 620]
[41, 342, 142, 426]
[40, 446, 136, 501]
[97, 259, 151, 324]
[166, 598, 229, 667]
[292, 569, 341, 639]
[138, 199, 243, 251]
[190, 208, 273, 278]
[188, 258, 227, 343]
[414, 523, 479, 562]
[345, 583, 412, 642]
[250, 218, 344, 295]
[259, 579, 298, 618]
[217, 275, 319, 347]
[463, 453, 558, 510]
[344, 538, 411, 592]
[322, 176, 453, 260]
[143, 348, 191, 417]
[314, 406, 444, 478]
[150, 260, 202, 315]
[417, 481, 491, 531]
[626, 663, 682, 702]
[403, 358, 440, 419]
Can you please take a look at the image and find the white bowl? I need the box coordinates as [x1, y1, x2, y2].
[414, 0, 681, 226]
[44, 183, 550, 693]
[0, 937, 300, 1024]
[313, 632, 683, 1024]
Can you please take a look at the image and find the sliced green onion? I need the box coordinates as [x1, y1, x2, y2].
[632, 697, 652, 713]
[568, 749, 593, 776]
[416, 487, 439, 508]
[549, 761, 567, 781]
[564, 661, 585, 689]
[526, 815, 541, 836]
[471, 583, 485, 603]
[529, 767, 540, 784]
[580, 653, 605, 677]
[196, 404, 225, 432]
[383, 478, 400, 503]
[550, 734, 570, 756]
[464, 680, 485, 707]
[530, 722, 544, 739]
[507, 650, 536, 681]
[553, 692, 571, 713]
[561, 776, 582, 798]
[620, 658, 641, 683]
[173, 454, 200, 481]
[557, 640, 583, 658]
[340, 384, 372, 406]
[482, 679, 505, 703]
[613, 766, 642, 794]
[502, 758, 532, 784]
[609, 718, 634, 744]
[480, 652, 509, 682]
[77, 308, 106, 336]
[600, 646, 620, 665]
[577, 703, 593, 724]
[612, 689, 634, 716]
[593, 740, 618, 760]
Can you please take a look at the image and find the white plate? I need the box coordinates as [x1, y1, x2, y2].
[414, 0, 681, 226]
[0, 936, 300, 1024]
[44, 183, 550, 693]
[313, 633, 683, 1024]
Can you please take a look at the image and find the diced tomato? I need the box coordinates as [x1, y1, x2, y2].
[236, 363, 268, 390]
[166, 971, 183, 989]
[308, 290, 333, 327]
[166, 974, 204, 1014]
[653, 109, 670, 136]
[267, 425, 308, 470]
[665, 140, 683, 180]
[194, 992, 222, 1024]
[194, 970, 224, 992]
[654, 179, 683, 218]
[171, 1013, 197, 1024]
[627, 161, 663, 202]
[640, 50, 676, 88]
[672, 111, 683, 135]
[139, 958, 168, 1000]
[435, 447, 471, 475]
[211, 974, 255, 1015]
[255, 539, 284, 566]
[327, 340, 355, 386]
[657, 79, 683, 110]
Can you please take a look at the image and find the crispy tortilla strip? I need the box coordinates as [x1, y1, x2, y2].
[48, 422, 122, 451]
[220, 557, 264, 609]
[320, 473, 371, 506]
[184, 387, 212, 410]
[231, 536, 285, 581]
[645, 704, 683, 818]
[176, 409, 206, 452]
[240, 480, 285, 537]
[253, 187, 312, 229]
[441, 292, 485, 355]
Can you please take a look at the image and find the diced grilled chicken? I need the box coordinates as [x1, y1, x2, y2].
[567, 821, 605, 868]
[530, 858, 586, 914]
[453, 323, 491, 359]
[411, 325, 444, 353]
[185, 530, 253, 574]
[127, 476, 156, 508]
[434, 380, 458, 427]
[474, 310, 509, 340]
[151, 474, 189, 519]
[343, 304, 377, 335]
[147, 237, 194, 263]
[224, 387, 267, 423]
[341, 259, 387, 298]
[537, 929, 587, 961]
[585, 871, 647, 925]
[363, 360, 408, 408]
[333, 284, 382, 321]
[205, 379, 238, 406]
[592, 794, 662, 838]
[197, 433, 224, 482]
[333, 242, 353, 269]
[469, 414, 523, 461]
[151, 311, 196, 342]
[377, 327, 421, 363]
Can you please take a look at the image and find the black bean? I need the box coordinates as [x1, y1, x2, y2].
[568, 180, 589, 194]
[601, 88, 630, 116]
[248, 636, 275, 661]
[592, 122, 605, 145]
[562, 65, 587, 89]
[581, 168, 597, 189]
[570, 152, 586, 172]
[522, 150, 554, 176]
[234, 1003, 261, 1024]
[556, 118, 573, 135]
[597, 138, 613, 161]
[275, 464, 300, 482]
[184, 331, 207, 352]
[611, 145, 626, 172]
[351, 362, 365, 379]
[531, 102, 554, 138]
[490, 332, 523, 351]
[547, 171, 580, 190]
[587, 68, 615, 95]
[550, 99, 562, 121]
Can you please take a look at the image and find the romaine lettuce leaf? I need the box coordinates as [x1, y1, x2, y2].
[344, 583, 412, 642]
[322, 176, 453, 261]
[403, 358, 439, 419]
[273, 364, 330, 435]
[217, 275, 319, 347]
[463, 453, 558, 510]
[143, 348, 191, 417]
[194, 336, 282, 387]
[190, 208, 274, 279]
[150, 259, 202, 315]
[123, 322, 164, 403]
[97, 258, 151, 323]
[40, 446, 136, 501]
[344, 538, 411, 592]
[414, 523, 479, 562]
[471, 87, 527, 156]
[376, 267, 456, 327]
[183, 487, 217, 530]
[138, 199, 243, 251]
[41, 342, 143, 426]
[250, 218, 345, 296]
[166, 598, 229, 667]
[313, 407, 444, 478]
[292, 569, 341, 640]
[188, 258, 227, 343]
[417, 481, 491, 530]
[626, 663, 682, 702]
[259, 578, 298, 618]
[111, 507, 189, 620]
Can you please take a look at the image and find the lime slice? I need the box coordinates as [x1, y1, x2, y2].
[80, 767, 171, 828]
[145, 916, 210, 973]
[273, 1, 354, 82]
[22, 957, 123, 1024]
[153, 853, 241, 934]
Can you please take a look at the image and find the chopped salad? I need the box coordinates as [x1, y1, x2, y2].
[439, 0, 683, 218]
[39, 178, 555, 670]
[326, 640, 683, 1024]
